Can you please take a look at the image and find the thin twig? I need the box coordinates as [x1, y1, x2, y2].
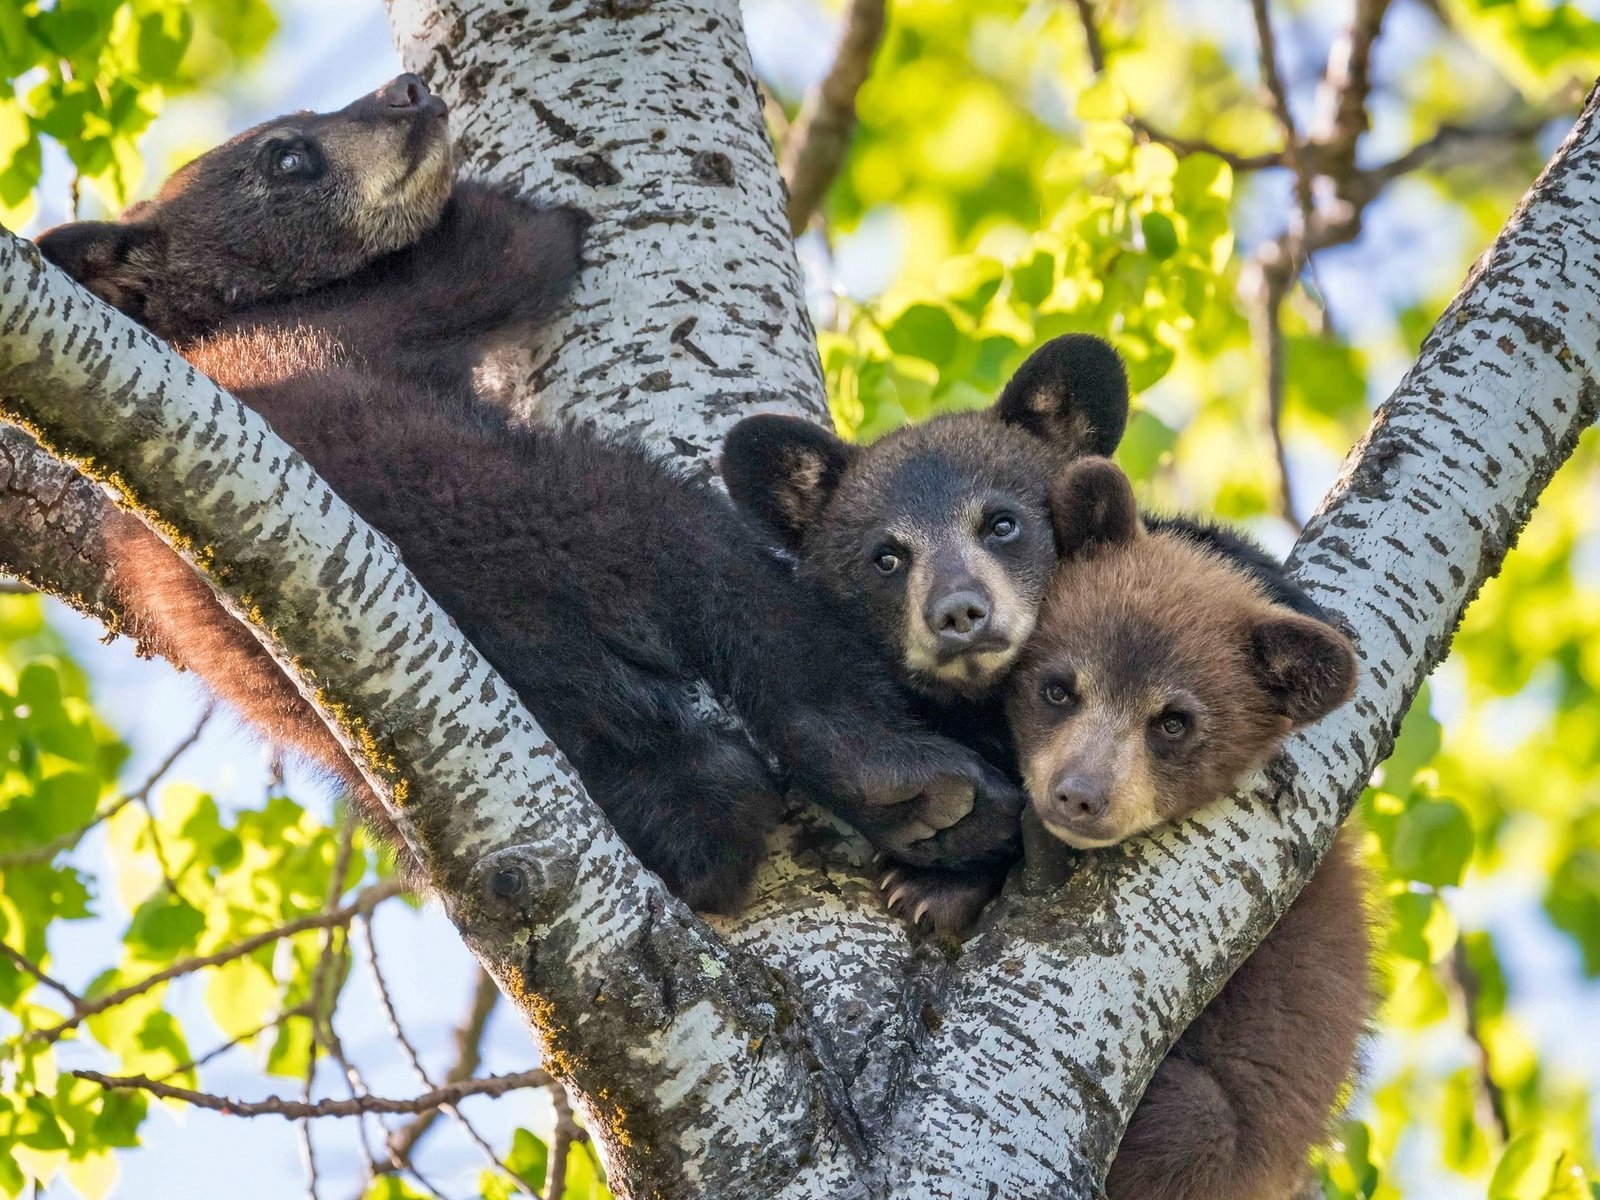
[781, 0, 888, 235]
[72, 1069, 553, 1119]
[305, 822, 383, 1190]
[361, 923, 527, 1192]
[1367, 116, 1555, 187]
[546, 1082, 587, 1200]
[30, 879, 403, 1044]
[0, 709, 211, 871]
[1250, 0, 1314, 229]
[1310, 0, 1391, 172]
[1068, 0, 1281, 171]
[1442, 942, 1510, 1144]
[157, 1002, 315, 1083]
[1246, 258, 1302, 531]
[383, 965, 500, 1165]
[0, 941, 84, 1012]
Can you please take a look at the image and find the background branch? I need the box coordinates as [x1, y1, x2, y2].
[73, 1068, 552, 1119]
[781, 0, 888, 235]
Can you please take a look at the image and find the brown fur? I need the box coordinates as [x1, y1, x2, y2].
[1004, 458, 1370, 1200]
[43, 79, 1030, 909]
[1106, 830, 1370, 1200]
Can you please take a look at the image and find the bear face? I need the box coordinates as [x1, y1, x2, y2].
[722, 335, 1130, 701]
[1005, 457, 1357, 848]
[37, 74, 454, 341]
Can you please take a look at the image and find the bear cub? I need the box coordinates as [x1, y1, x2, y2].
[1008, 457, 1370, 1200]
[38, 75, 1023, 909]
[724, 334, 1329, 924]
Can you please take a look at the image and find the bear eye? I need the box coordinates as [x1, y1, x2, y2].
[1154, 709, 1192, 739]
[872, 549, 902, 575]
[987, 513, 1019, 541]
[1041, 677, 1076, 708]
[265, 141, 317, 180]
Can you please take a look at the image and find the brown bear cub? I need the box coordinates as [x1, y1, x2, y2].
[37, 76, 1025, 907]
[1008, 456, 1370, 1200]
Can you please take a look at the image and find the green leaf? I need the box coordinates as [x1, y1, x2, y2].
[1490, 1132, 1592, 1200]
[505, 1127, 549, 1191]
[32, 8, 103, 58]
[1117, 409, 1178, 482]
[1390, 797, 1473, 887]
[1140, 212, 1178, 260]
[1389, 890, 1456, 963]
[882, 302, 959, 368]
[91, 1090, 147, 1150]
[126, 892, 205, 960]
[1010, 248, 1056, 307]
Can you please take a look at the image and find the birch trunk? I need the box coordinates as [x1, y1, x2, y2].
[0, 2, 1595, 1194]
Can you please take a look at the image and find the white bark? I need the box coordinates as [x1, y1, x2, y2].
[0, 235, 840, 1199]
[867, 89, 1600, 1195]
[1, 5, 1596, 1195]
[385, 0, 829, 474]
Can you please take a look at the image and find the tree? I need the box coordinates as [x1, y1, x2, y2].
[1, 0, 1598, 1197]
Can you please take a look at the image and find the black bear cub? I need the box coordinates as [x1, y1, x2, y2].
[724, 335, 1130, 708]
[38, 76, 1023, 908]
[723, 335, 1327, 924]
[1009, 457, 1369, 1200]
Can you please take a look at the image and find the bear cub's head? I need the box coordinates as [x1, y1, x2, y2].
[722, 335, 1129, 702]
[1006, 457, 1357, 849]
[37, 74, 454, 339]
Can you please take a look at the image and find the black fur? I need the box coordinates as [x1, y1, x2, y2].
[723, 336, 1331, 930]
[46, 82, 1023, 912]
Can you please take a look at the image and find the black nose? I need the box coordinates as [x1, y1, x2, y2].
[377, 74, 430, 110]
[931, 590, 991, 644]
[1054, 774, 1110, 819]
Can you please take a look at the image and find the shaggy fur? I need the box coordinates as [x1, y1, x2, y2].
[723, 336, 1335, 926]
[39, 77, 1024, 909]
[1006, 458, 1369, 1200]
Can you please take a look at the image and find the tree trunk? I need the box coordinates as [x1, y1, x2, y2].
[0, 2, 1596, 1193]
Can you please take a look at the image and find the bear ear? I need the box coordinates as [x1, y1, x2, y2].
[993, 334, 1130, 458]
[36, 220, 160, 315]
[1050, 456, 1141, 560]
[721, 414, 858, 550]
[1249, 614, 1358, 728]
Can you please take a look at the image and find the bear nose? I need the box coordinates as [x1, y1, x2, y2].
[1054, 773, 1110, 819]
[931, 590, 991, 645]
[377, 74, 431, 111]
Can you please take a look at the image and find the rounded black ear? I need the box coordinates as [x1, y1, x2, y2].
[36, 220, 158, 314]
[1050, 456, 1140, 560]
[721, 414, 858, 550]
[994, 334, 1130, 458]
[1249, 615, 1358, 727]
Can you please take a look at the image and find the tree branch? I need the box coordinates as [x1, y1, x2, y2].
[30, 880, 402, 1044]
[0, 220, 848, 1194]
[1310, 0, 1391, 173]
[0, 941, 84, 1012]
[781, 0, 888, 235]
[1069, 0, 1283, 172]
[386, 0, 829, 475]
[1250, 0, 1314, 226]
[72, 1069, 551, 1119]
[872, 83, 1600, 1196]
[0, 424, 118, 626]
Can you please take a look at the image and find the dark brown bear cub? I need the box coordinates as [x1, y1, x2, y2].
[38, 76, 1024, 909]
[1007, 457, 1369, 1200]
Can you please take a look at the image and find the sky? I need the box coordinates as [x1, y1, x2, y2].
[21, 0, 1600, 1197]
